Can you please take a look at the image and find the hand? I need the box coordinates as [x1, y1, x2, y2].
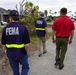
[69, 40, 72, 44]
[5, 50, 6, 54]
[52, 40, 56, 43]
[4, 50, 8, 59]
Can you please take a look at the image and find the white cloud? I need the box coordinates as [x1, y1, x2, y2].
[0, 0, 21, 9]
[0, 0, 76, 13]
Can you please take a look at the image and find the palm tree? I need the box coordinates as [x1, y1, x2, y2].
[19, 0, 26, 15]
[24, 2, 39, 16]
[49, 10, 51, 15]
[54, 11, 57, 15]
[44, 10, 48, 17]
[25, 2, 30, 11]
[53, 11, 57, 16]
[68, 11, 72, 13]
[29, 2, 33, 9]
[75, 12, 76, 14]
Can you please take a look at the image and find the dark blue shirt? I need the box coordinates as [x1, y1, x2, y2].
[35, 18, 47, 37]
[1, 22, 30, 60]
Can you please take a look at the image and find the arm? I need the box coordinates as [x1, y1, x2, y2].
[69, 30, 74, 44]
[52, 20, 57, 43]
[2, 45, 6, 50]
[23, 27, 30, 51]
[44, 20, 48, 36]
[45, 27, 48, 35]
[25, 43, 30, 51]
[1, 28, 6, 51]
[69, 21, 75, 44]
[52, 30, 56, 43]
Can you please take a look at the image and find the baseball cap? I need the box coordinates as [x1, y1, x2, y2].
[9, 10, 19, 16]
[40, 12, 45, 18]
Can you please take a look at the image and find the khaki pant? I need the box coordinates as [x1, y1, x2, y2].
[56, 38, 69, 66]
[37, 37, 46, 54]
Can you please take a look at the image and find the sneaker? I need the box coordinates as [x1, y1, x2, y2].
[54, 61, 60, 66]
[54, 59, 60, 66]
[43, 50, 47, 54]
[38, 54, 42, 57]
[59, 64, 64, 70]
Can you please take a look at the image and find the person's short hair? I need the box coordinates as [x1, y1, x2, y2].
[60, 8, 67, 14]
[9, 10, 19, 21]
[39, 12, 45, 18]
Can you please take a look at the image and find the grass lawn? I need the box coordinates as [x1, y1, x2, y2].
[47, 21, 54, 28]
[31, 32, 52, 43]
[0, 27, 3, 31]
[47, 32, 52, 39]
[30, 36, 37, 43]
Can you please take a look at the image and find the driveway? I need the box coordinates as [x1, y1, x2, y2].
[28, 21, 76, 75]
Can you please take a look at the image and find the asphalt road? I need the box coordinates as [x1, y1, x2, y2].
[28, 21, 76, 75]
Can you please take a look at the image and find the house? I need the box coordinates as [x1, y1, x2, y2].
[0, 7, 9, 23]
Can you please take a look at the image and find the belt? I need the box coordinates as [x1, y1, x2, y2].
[56, 36, 69, 38]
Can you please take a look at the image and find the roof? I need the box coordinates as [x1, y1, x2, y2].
[0, 7, 9, 15]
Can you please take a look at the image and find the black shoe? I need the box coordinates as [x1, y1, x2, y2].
[54, 61, 60, 66]
[43, 50, 47, 54]
[54, 59, 60, 66]
[38, 54, 42, 57]
[59, 64, 64, 70]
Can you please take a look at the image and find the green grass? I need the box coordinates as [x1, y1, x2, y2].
[30, 32, 52, 43]
[30, 36, 37, 43]
[0, 27, 3, 31]
[47, 21, 54, 28]
[47, 32, 52, 39]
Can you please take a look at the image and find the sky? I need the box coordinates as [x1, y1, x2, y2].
[0, 0, 76, 15]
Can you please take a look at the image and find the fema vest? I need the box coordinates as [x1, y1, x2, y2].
[5, 22, 25, 49]
[35, 18, 47, 37]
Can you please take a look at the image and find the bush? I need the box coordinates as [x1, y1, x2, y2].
[19, 15, 38, 36]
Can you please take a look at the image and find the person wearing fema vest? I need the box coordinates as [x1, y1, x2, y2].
[52, 8, 75, 70]
[35, 12, 48, 57]
[1, 10, 30, 75]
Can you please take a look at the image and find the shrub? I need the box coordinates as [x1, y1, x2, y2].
[19, 15, 38, 36]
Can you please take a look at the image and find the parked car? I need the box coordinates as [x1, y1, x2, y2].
[46, 18, 52, 22]
[1, 21, 7, 25]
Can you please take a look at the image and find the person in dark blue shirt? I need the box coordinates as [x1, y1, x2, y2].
[1, 10, 30, 75]
[35, 12, 48, 57]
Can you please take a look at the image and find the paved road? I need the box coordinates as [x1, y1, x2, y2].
[28, 21, 76, 75]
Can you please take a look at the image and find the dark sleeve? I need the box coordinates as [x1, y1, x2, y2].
[1, 28, 6, 45]
[23, 27, 30, 44]
[44, 20, 47, 27]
